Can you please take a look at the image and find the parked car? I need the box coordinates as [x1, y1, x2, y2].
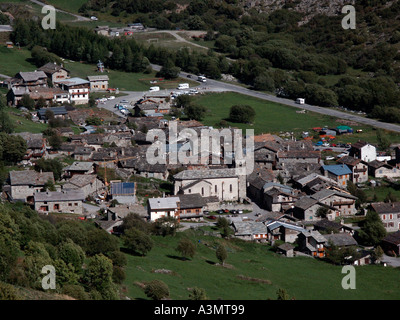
[230, 209, 238, 214]
[207, 215, 217, 220]
[216, 209, 224, 214]
[203, 210, 209, 215]
[326, 156, 335, 160]
[238, 210, 243, 214]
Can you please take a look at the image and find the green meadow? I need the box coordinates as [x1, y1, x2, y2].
[122, 228, 400, 300]
[193, 92, 400, 145]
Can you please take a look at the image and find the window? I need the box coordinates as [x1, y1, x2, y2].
[390, 214, 393, 220]
[383, 215, 386, 220]
[188, 189, 191, 194]
[201, 187, 204, 196]
[215, 185, 217, 193]
[230, 184, 232, 193]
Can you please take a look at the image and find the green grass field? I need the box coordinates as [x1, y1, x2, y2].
[193, 92, 400, 145]
[6, 107, 48, 133]
[122, 228, 400, 300]
[0, 46, 37, 77]
[43, 0, 86, 13]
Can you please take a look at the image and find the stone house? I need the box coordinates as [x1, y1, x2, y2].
[310, 189, 358, 216]
[246, 165, 276, 204]
[177, 193, 206, 221]
[87, 75, 109, 92]
[173, 168, 246, 202]
[74, 146, 94, 161]
[38, 62, 70, 84]
[367, 160, 400, 179]
[12, 132, 47, 162]
[381, 231, 400, 256]
[37, 106, 69, 121]
[321, 164, 352, 188]
[9, 170, 55, 203]
[63, 161, 95, 178]
[8, 86, 69, 106]
[298, 230, 327, 258]
[11, 71, 48, 88]
[312, 219, 355, 236]
[119, 157, 169, 180]
[232, 221, 269, 242]
[292, 196, 338, 222]
[292, 173, 340, 195]
[277, 149, 321, 164]
[262, 182, 297, 212]
[370, 202, 400, 232]
[323, 233, 358, 248]
[62, 174, 105, 198]
[34, 190, 85, 214]
[265, 220, 306, 243]
[337, 156, 368, 183]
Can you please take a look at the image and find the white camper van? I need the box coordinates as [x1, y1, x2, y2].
[177, 83, 189, 90]
[149, 86, 160, 92]
[197, 75, 206, 83]
[296, 98, 305, 105]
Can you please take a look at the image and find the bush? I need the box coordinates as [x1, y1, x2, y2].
[144, 280, 170, 300]
[229, 105, 256, 123]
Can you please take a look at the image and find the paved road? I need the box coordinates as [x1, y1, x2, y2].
[29, 0, 90, 22]
[150, 64, 400, 134]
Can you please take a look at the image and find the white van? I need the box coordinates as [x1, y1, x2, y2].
[197, 75, 206, 83]
[178, 83, 189, 90]
[149, 86, 160, 92]
[296, 98, 305, 105]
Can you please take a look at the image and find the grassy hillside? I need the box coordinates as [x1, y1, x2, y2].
[123, 228, 400, 300]
[193, 92, 400, 145]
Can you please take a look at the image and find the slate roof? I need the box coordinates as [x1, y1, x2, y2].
[34, 190, 85, 202]
[324, 233, 358, 247]
[87, 75, 109, 81]
[311, 189, 357, 201]
[337, 156, 361, 167]
[351, 140, 368, 149]
[301, 230, 326, 243]
[178, 193, 206, 209]
[174, 168, 239, 180]
[233, 221, 268, 236]
[17, 71, 47, 82]
[371, 202, 400, 214]
[38, 62, 69, 74]
[382, 231, 400, 246]
[9, 170, 54, 186]
[64, 162, 94, 172]
[314, 219, 346, 231]
[294, 196, 319, 210]
[148, 197, 180, 210]
[266, 220, 306, 233]
[56, 77, 89, 86]
[322, 164, 352, 176]
[38, 106, 68, 118]
[277, 243, 295, 251]
[64, 174, 97, 188]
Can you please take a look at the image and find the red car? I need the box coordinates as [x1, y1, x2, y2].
[207, 215, 217, 220]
